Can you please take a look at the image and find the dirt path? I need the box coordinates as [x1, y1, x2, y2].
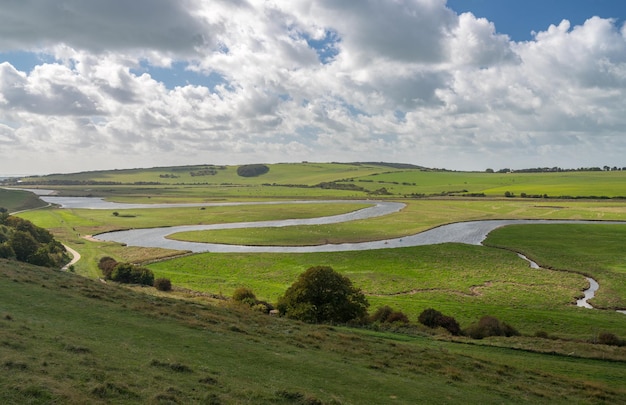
[62, 244, 81, 270]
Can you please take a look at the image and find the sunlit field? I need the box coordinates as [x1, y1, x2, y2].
[3, 163, 626, 402]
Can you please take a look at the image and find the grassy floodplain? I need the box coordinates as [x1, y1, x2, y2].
[484, 224, 626, 309]
[3, 162, 626, 401]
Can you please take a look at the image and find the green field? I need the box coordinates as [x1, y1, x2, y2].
[0, 188, 49, 213]
[1, 260, 625, 404]
[15, 162, 626, 199]
[3, 163, 626, 401]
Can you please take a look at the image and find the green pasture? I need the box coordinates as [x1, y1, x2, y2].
[484, 224, 626, 309]
[148, 239, 626, 340]
[2, 260, 624, 403]
[19, 162, 626, 199]
[22, 162, 400, 187]
[352, 169, 626, 197]
[15, 202, 369, 277]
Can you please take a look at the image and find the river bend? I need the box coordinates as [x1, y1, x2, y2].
[33, 192, 626, 311]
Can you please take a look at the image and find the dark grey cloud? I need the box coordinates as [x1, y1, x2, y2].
[311, 0, 457, 63]
[0, 0, 214, 54]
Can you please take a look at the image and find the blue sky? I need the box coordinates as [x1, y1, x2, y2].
[0, 0, 625, 174]
[447, 0, 626, 41]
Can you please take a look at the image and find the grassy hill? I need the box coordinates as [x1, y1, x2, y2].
[14, 162, 626, 199]
[0, 188, 49, 213]
[1, 259, 625, 404]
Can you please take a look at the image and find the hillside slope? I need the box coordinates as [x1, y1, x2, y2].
[1, 260, 624, 404]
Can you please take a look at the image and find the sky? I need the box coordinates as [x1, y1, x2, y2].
[1, 1, 625, 175]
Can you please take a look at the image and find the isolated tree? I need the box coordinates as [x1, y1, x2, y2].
[277, 266, 369, 324]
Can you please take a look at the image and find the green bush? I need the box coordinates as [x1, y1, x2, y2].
[232, 287, 257, 306]
[154, 278, 172, 291]
[0, 243, 15, 259]
[110, 263, 154, 286]
[418, 308, 443, 328]
[598, 332, 623, 346]
[277, 266, 369, 324]
[98, 256, 118, 279]
[464, 316, 520, 339]
[418, 308, 461, 335]
[370, 306, 409, 324]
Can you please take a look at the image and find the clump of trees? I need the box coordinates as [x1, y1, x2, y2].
[97, 256, 155, 286]
[236, 164, 269, 177]
[0, 210, 69, 268]
[277, 266, 369, 324]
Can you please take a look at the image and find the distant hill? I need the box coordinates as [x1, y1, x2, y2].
[349, 161, 428, 170]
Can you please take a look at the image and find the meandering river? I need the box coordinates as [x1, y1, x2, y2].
[32, 191, 626, 312]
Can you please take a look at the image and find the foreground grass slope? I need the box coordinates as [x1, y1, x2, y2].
[1, 260, 625, 404]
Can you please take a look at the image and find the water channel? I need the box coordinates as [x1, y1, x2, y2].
[32, 191, 626, 312]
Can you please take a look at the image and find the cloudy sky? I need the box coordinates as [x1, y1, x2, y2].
[1, 0, 625, 175]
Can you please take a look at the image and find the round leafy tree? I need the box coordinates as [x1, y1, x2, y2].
[277, 266, 369, 324]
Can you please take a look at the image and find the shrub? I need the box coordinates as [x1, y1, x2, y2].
[110, 263, 154, 286]
[277, 266, 369, 324]
[0, 243, 15, 259]
[386, 311, 409, 324]
[133, 267, 154, 286]
[464, 316, 520, 339]
[232, 287, 257, 306]
[437, 315, 461, 336]
[154, 278, 172, 291]
[370, 306, 409, 324]
[98, 256, 118, 279]
[111, 263, 133, 283]
[598, 332, 623, 346]
[418, 308, 461, 335]
[418, 308, 443, 328]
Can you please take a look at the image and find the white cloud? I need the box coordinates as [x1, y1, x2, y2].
[0, 1, 625, 173]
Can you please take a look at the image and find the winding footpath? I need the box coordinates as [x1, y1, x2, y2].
[33, 191, 626, 312]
